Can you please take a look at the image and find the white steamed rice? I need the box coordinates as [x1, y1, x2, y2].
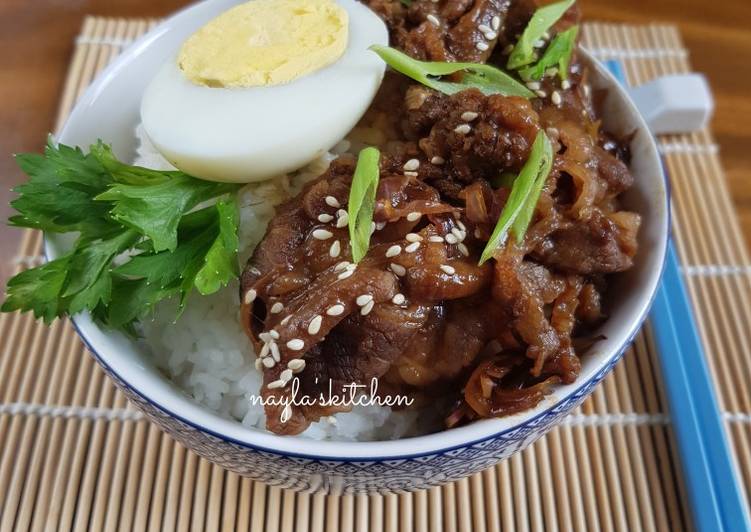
[133, 126, 432, 441]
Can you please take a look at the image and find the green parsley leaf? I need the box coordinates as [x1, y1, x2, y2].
[96, 174, 237, 253]
[110, 200, 240, 327]
[519, 25, 579, 81]
[1, 256, 71, 323]
[10, 138, 116, 236]
[348, 147, 380, 263]
[370, 45, 534, 99]
[479, 131, 554, 264]
[194, 200, 240, 295]
[2, 140, 243, 332]
[507, 0, 576, 70]
[89, 142, 180, 185]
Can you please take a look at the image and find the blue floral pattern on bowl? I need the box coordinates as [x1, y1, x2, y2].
[89, 341, 624, 494]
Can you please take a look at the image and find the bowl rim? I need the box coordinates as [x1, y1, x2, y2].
[51, 0, 669, 461]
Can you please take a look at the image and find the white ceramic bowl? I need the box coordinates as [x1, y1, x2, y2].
[51, 0, 668, 493]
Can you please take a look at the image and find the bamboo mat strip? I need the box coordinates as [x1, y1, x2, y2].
[0, 17, 746, 531]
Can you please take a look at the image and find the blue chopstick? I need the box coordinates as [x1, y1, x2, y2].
[606, 60, 750, 531]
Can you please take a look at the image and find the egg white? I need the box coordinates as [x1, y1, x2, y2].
[140, 0, 388, 183]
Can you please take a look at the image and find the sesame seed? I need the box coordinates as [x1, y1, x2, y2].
[281, 315, 292, 326]
[345, 263, 357, 271]
[403, 159, 419, 172]
[491, 16, 500, 30]
[476, 41, 489, 52]
[407, 211, 422, 222]
[325, 196, 340, 208]
[262, 357, 275, 368]
[270, 302, 284, 314]
[267, 379, 285, 389]
[478, 23, 491, 33]
[318, 213, 334, 223]
[288, 359, 306, 372]
[370, 221, 376, 235]
[404, 171, 418, 178]
[287, 339, 305, 351]
[454, 124, 471, 135]
[551, 91, 562, 106]
[392, 293, 406, 305]
[280, 369, 293, 382]
[405, 241, 421, 253]
[431, 156, 445, 165]
[546, 67, 558, 77]
[458, 243, 469, 257]
[270, 342, 281, 362]
[338, 268, 355, 280]
[474, 227, 483, 239]
[427, 13, 440, 26]
[244, 289, 257, 304]
[308, 315, 323, 335]
[260, 342, 270, 358]
[390, 263, 407, 277]
[457, 220, 466, 231]
[445, 233, 459, 245]
[329, 240, 341, 258]
[386, 245, 402, 258]
[543, 31, 551, 39]
[327, 304, 345, 316]
[356, 294, 374, 306]
[534, 39, 546, 48]
[502, 44, 514, 55]
[269, 329, 280, 340]
[255, 358, 263, 371]
[451, 227, 465, 240]
[428, 235, 445, 243]
[526, 81, 540, 90]
[336, 210, 349, 228]
[440, 264, 456, 275]
[535, 89, 547, 98]
[484, 30, 497, 40]
[405, 233, 422, 243]
[562, 79, 571, 90]
[361, 300, 375, 316]
[259, 332, 272, 343]
[376, 221, 387, 230]
[312, 229, 333, 240]
[461, 111, 479, 121]
[334, 261, 349, 272]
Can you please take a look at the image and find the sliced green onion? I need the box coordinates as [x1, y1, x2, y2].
[519, 25, 579, 81]
[399, 0, 412, 6]
[507, 0, 576, 70]
[348, 147, 381, 263]
[511, 133, 554, 243]
[370, 45, 534, 99]
[478, 131, 554, 264]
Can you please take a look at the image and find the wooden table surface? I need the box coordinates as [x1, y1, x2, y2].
[1, 0, 749, 288]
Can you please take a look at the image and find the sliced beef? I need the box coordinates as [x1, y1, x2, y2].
[237, 0, 641, 435]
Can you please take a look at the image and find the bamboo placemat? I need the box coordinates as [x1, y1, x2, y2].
[0, 17, 748, 531]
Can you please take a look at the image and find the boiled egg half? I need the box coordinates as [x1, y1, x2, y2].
[141, 0, 388, 183]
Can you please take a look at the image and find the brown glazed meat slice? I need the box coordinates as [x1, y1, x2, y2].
[284, 303, 431, 428]
[406, 89, 541, 187]
[533, 208, 640, 274]
[363, 0, 510, 62]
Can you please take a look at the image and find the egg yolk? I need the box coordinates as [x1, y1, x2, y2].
[178, 0, 349, 88]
